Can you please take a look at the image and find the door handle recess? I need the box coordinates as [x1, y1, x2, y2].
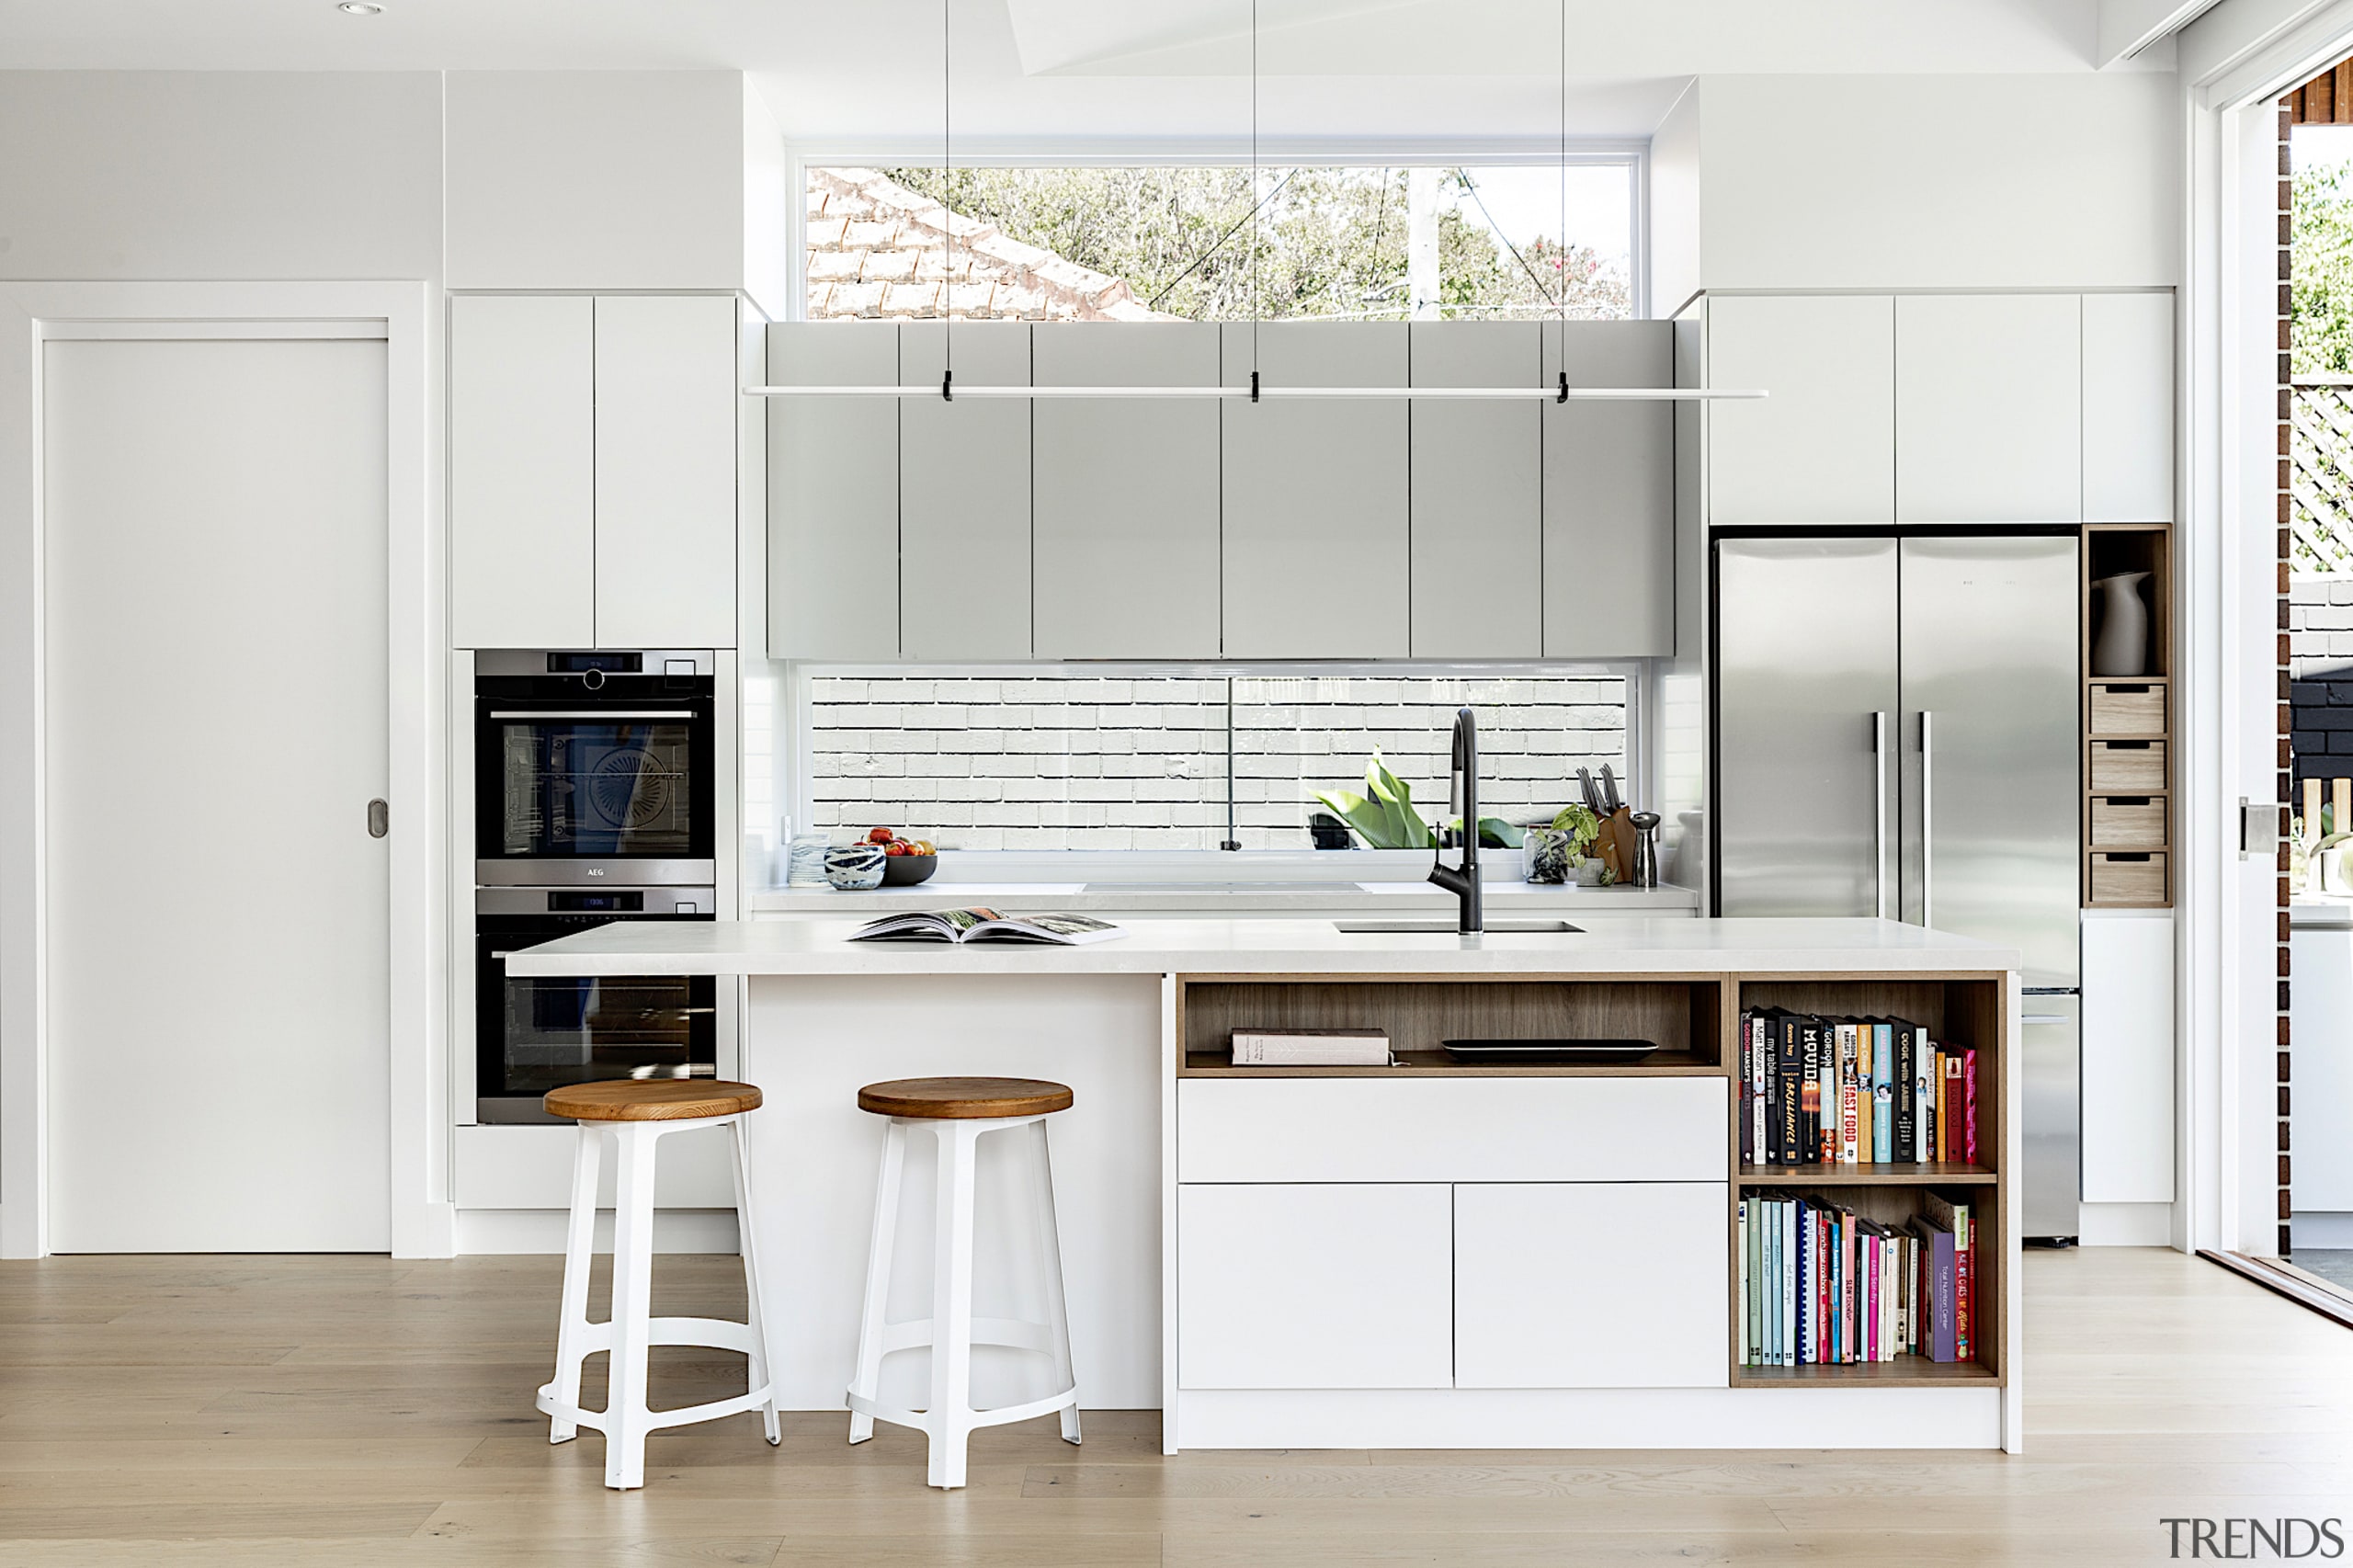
[1918, 710, 1933, 930]
[367, 799, 389, 839]
[2022, 1014, 2070, 1026]
[1872, 711, 1892, 920]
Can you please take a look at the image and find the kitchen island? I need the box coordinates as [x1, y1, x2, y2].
[508, 916, 2023, 1453]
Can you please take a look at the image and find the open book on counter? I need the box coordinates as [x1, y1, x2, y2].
[850, 909, 1128, 946]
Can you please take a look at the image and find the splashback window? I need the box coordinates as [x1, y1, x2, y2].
[793, 671, 1632, 852]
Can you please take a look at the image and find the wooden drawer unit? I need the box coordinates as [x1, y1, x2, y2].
[2090, 739, 2165, 791]
[1176, 1076, 1727, 1184]
[2090, 851, 2166, 904]
[2089, 796, 2166, 848]
[2089, 683, 2166, 735]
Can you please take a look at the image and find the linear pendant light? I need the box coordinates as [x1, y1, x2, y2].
[747, 0, 1765, 407]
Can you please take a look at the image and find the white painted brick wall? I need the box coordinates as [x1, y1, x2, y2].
[807, 675, 1630, 850]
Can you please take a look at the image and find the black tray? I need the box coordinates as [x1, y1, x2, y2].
[1439, 1038, 1660, 1063]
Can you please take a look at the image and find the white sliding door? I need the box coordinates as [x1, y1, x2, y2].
[42, 334, 392, 1251]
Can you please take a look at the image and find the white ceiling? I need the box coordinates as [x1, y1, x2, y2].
[0, 0, 2157, 143]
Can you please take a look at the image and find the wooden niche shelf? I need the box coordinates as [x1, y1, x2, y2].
[1729, 974, 2007, 1389]
[2084, 523, 2174, 908]
[1175, 975, 1727, 1077]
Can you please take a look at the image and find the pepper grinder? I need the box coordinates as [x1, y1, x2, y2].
[1628, 811, 1662, 889]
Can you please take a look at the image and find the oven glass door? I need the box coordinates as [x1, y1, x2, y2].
[478, 705, 711, 863]
[478, 920, 715, 1104]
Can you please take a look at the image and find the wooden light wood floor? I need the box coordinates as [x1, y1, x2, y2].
[0, 1247, 2347, 1565]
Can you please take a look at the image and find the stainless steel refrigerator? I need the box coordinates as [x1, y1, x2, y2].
[1713, 529, 2083, 1239]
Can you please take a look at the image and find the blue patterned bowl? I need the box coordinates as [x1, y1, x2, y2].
[824, 843, 889, 891]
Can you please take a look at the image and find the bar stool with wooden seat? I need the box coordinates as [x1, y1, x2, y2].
[537, 1079, 780, 1491]
[846, 1076, 1082, 1489]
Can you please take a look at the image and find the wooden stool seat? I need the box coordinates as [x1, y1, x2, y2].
[856, 1076, 1074, 1119]
[544, 1079, 763, 1122]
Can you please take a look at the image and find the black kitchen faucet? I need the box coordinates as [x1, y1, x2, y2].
[1427, 707, 1483, 935]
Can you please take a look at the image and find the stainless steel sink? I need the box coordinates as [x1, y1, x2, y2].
[1332, 918, 1585, 934]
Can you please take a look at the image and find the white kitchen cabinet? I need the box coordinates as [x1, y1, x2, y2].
[1895, 294, 2082, 523]
[766, 322, 900, 660]
[2082, 911, 2174, 1204]
[1410, 321, 1542, 657]
[1176, 1183, 1453, 1390]
[1033, 323, 1222, 658]
[593, 295, 739, 649]
[1221, 321, 1410, 658]
[900, 321, 1032, 659]
[1453, 1182, 1729, 1389]
[2083, 291, 2176, 524]
[450, 294, 596, 649]
[1705, 294, 1894, 526]
[1544, 321, 1674, 657]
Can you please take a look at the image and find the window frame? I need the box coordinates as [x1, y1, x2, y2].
[786, 139, 1651, 324]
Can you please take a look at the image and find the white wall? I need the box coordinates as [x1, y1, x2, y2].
[743, 80, 792, 322]
[0, 72, 444, 280]
[1666, 72, 2181, 292]
[1650, 82, 1703, 317]
[444, 70, 762, 296]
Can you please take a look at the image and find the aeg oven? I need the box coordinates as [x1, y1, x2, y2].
[474, 886, 726, 1123]
[475, 650, 715, 887]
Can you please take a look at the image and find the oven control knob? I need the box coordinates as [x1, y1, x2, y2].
[581, 667, 606, 690]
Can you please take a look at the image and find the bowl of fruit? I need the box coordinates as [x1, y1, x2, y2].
[866, 828, 939, 886]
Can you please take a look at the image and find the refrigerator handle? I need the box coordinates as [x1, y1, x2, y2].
[1872, 710, 1892, 920]
[1919, 710, 1934, 930]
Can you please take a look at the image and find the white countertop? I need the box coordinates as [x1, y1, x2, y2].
[747, 880, 1700, 916]
[505, 915, 2016, 979]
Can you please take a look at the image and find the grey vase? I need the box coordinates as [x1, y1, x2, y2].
[2091, 571, 2152, 677]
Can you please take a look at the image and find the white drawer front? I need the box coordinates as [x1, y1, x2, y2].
[1453, 1182, 1730, 1389]
[1178, 1183, 1453, 1390]
[1176, 1076, 1726, 1184]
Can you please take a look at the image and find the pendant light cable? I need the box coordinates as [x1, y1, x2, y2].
[1250, 0, 1261, 403]
[941, 0, 954, 400]
[1557, 0, 1568, 403]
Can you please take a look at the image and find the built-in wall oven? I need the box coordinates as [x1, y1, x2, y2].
[475, 650, 715, 887]
[474, 886, 726, 1123]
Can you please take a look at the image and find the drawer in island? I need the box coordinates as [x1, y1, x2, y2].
[1176, 1075, 1728, 1184]
[1176, 1178, 1729, 1392]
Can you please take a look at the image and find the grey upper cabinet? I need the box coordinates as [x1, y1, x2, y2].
[1033, 323, 1222, 659]
[450, 294, 596, 650]
[901, 322, 1033, 659]
[1410, 321, 1541, 658]
[1221, 322, 1409, 659]
[1705, 294, 1894, 526]
[2082, 290, 2175, 524]
[1543, 321, 1673, 658]
[1895, 294, 2081, 523]
[767, 323, 899, 660]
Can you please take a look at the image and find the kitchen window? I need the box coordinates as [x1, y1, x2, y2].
[763, 667, 1637, 858]
[801, 161, 1641, 324]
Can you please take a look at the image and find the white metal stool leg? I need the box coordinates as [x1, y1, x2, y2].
[926, 1120, 982, 1490]
[728, 1116, 782, 1447]
[1028, 1118, 1082, 1447]
[843, 1110, 1083, 1490]
[604, 1121, 662, 1491]
[546, 1123, 603, 1445]
[846, 1119, 906, 1446]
